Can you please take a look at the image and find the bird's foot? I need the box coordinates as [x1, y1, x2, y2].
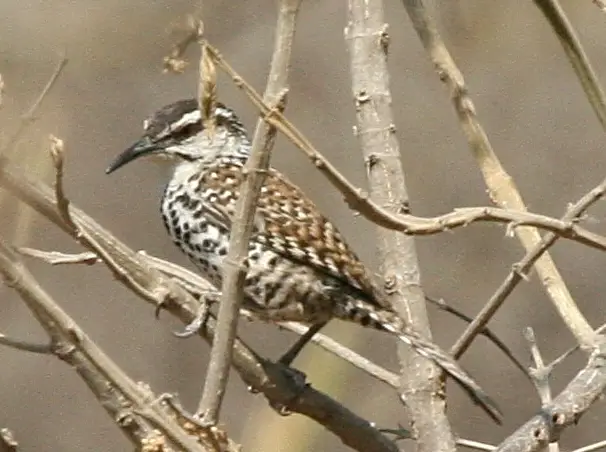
[268, 362, 309, 416]
[173, 297, 213, 338]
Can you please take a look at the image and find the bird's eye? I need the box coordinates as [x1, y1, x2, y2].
[174, 122, 202, 139]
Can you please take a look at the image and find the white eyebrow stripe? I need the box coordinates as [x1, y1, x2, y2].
[156, 109, 202, 139]
[176, 110, 202, 127]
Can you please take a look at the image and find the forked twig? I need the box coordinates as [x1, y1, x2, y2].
[452, 177, 606, 358]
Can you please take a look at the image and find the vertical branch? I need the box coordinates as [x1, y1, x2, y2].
[345, 1, 456, 450]
[196, 0, 301, 425]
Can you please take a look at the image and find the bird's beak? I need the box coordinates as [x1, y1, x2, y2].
[105, 136, 161, 174]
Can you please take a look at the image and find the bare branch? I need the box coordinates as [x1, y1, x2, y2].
[456, 438, 495, 451]
[401, 0, 595, 348]
[195, 42, 606, 255]
[196, 0, 300, 426]
[572, 439, 606, 452]
[494, 340, 606, 452]
[0, 239, 212, 451]
[346, 0, 460, 448]
[0, 153, 398, 452]
[452, 176, 606, 358]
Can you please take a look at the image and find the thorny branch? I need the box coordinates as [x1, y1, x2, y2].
[195, 0, 300, 426]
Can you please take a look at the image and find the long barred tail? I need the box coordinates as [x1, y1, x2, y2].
[336, 298, 503, 424]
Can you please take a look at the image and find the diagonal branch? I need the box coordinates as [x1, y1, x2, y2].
[0, 56, 68, 156]
[533, 0, 606, 131]
[0, 239, 212, 451]
[201, 41, 606, 253]
[452, 175, 606, 358]
[0, 155, 398, 452]
[401, 0, 596, 349]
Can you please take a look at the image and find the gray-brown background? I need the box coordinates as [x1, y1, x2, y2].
[2, 1, 605, 450]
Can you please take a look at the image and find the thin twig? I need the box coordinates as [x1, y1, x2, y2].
[0, 334, 51, 354]
[533, 0, 606, 131]
[1, 57, 67, 155]
[198, 30, 217, 135]
[572, 439, 606, 452]
[0, 239, 211, 452]
[456, 438, 496, 451]
[17, 247, 99, 265]
[494, 339, 606, 451]
[280, 323, 400, 387]
[426, 296, 528, 378]
[196, 43, 606, 255]
[548, 322, 606, 371]
[525, 328, 554, 406]
[524, 328, 560, 452]
[195, 0, 300, 426]
[452, 177, 606, 358]
[0, 74, 4, 110]
[49, 135, 73, 228]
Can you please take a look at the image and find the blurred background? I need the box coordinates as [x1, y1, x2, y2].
[1, 0, 606, 450]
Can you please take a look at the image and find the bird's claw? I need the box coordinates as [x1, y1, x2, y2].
[173, 300, 211, 338]
[268, 362, 309, 416]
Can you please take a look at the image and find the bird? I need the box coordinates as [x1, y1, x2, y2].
[106, 98, 502, 423]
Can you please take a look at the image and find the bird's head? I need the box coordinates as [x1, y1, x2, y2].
[106, 99, 250, 174]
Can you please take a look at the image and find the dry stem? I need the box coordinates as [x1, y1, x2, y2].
[195, 0, 300, 425]
[401, 0, 595, 350]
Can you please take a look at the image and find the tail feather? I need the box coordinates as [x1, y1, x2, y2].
[336, 298, 503, 424]
[387, 323, 502, 424]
